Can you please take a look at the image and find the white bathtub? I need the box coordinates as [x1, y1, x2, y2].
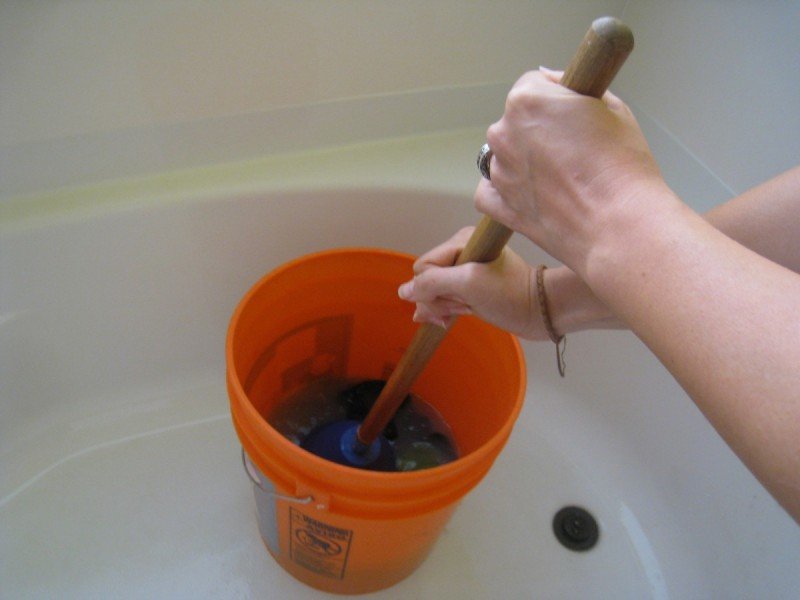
[1, 129, 798, 598]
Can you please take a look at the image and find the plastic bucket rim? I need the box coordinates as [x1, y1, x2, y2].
[225, 247, 527, 487]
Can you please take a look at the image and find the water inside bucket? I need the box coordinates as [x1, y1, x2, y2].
[268, 378, 459, 471]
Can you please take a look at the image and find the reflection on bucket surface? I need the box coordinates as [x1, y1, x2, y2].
[227, 249, 526, 593]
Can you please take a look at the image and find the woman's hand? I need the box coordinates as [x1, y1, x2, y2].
[397, 227, 619, 339]
[479, 67, 668, 276]
[398, 227, 540, 338]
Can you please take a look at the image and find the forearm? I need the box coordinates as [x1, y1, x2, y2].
[545, 265, 621, 335]
[548, 166, 800, 335]
[705, 165, 800, 272]
[582, 182, 800, 521]
[478, 66, 800, 520]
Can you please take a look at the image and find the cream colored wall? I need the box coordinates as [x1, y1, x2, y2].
[2, 2, 797, 201]
[617, 1, 800, 195]
[0, 1, 624, 198]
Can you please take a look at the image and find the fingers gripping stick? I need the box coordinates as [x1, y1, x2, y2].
[477, 16, 634, 180]
[356, 17, 634, 448]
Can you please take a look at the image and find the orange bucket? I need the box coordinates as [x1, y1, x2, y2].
[226, 248, 526, 594]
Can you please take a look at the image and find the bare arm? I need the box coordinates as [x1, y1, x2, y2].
[402, 69, 800, 520]
[705, 166, 800, 272]
[548, 165, 800, 335]
[404, 166, 800, 341]
[579, 180, 800, 522]
[478, 69, 800, 522]
[406, 189, 800, 521]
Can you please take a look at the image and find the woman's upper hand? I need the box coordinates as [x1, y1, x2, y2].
[479, 67, 667, 276]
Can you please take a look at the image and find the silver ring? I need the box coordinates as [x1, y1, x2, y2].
[477, 143, 493, 180]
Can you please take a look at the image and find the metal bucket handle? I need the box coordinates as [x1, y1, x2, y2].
[241, 447, 314, 505]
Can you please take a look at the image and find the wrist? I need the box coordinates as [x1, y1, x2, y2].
[581, 180, 684, 295]
[544, 266, 619, 334]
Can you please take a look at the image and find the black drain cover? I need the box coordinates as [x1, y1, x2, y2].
[553, 506, 599, 551]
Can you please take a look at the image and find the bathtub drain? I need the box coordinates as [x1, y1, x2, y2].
[553, 506, 599, 551]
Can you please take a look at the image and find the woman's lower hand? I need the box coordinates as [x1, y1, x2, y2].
[398, 226, 621, 339]
[397, 227, 546, 339]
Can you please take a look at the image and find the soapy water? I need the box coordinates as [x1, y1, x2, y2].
[268, 378, 459, 471]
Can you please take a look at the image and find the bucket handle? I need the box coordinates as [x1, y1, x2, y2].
[241, 447, 314, 505]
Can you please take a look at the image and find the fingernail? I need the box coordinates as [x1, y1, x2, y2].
[398, 280, 414, 300]
[539, 66, 562, 82]
[433, 316, 448, 329]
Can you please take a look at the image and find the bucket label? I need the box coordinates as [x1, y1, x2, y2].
[289, 508, 353, 579]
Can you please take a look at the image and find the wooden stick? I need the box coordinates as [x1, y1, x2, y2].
[357, 17, 634, 447]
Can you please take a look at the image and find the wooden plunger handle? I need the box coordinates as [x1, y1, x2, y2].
[357, 17, 634, 447]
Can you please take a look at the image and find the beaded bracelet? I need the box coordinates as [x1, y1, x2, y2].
[536, 264, 566, 377]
